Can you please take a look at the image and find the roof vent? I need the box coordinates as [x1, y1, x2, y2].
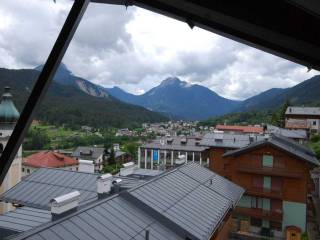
[78, 160, 94, 173]
[50, 191, 80, 221]
[167, 138, 173, 144]
[181, 137, 187, 144]
[120, 162, 136, 176]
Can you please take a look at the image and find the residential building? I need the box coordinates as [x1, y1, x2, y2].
[5, 163, 244, 240]
[285, 106, 320, 134]
[0, 167, 149, 238]
[216, 124, 264, 134]
[266, 124, 307, 144]
[115, 128, 132, 137]
[222, 134, 318, 238]
[22, 151, 78, 176]
[139, 136, 209, 170]
[72, 146, 105, 172]
[0, 87, 22, 214]
[200, 131, 265, 176]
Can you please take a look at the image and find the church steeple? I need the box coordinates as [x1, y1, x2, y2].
[0, 87, 20, 124]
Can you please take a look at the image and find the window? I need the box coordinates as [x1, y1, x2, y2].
[262, 198, 271, 211]
[238, 195, 252, 208]
[313, 121, 317, 126]
[22, 168, 25, 172]
[27, 169, 30, 174]
[263, 176, 271, 190]
[250, 217, 262, 227]
[262, 155, 273, 167]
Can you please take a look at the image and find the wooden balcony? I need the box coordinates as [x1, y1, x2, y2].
[234, 207, 283, 222]
[246, 187, 282, 199]
[237, 165, 303, 179]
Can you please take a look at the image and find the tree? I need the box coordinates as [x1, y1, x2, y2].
[279, 99, 291, 128]
[108, 148, 116, 165]
[25, 129, 50, 150]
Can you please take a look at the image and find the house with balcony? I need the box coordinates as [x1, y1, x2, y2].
[200, 131, 266, 176]
[222, 134, 319, 238]
[285, 106, 320, 134]
[138, 136, 209, 170]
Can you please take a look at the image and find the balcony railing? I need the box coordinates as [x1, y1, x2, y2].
[237, 165, 303, 178]
[246, 187, 282, 199]
[234, 207, 283, 222]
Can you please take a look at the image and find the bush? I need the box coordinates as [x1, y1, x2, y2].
[311, 135, 320, 143]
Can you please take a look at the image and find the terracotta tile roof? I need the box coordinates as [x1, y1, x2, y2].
[216, 124, 264, 134]
[23, 151, 78, 168]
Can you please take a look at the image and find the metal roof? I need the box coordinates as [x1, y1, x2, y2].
[72, 146, 105, 160]
[200, 132, 266, 149]
[266, 125, 307, 139]
[0, 168, 150, 211]
[223, 134, 319, 166]
[142, 136, 208, 152]
[9, 163, 244, 240]
[0, 168, 99, 210]
[0, 207, 51, 238]
[285, 107, 320, 116]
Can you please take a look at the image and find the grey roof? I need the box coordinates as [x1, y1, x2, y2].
[127, 168, 164, 178]
[0, 168, 99, 210]
[0, 168, 154, 212]
[285, 106, 320, 116]
[0, 207, 51, 238]
[267, 124, 307, 139]
[114, 150, 126, 158]
[72, 146, 104, 160]
[10, 163, 244, 240]
[200, 132, 266, 149]
[142, 136, 208, 152]
[223, 134, 319, 166]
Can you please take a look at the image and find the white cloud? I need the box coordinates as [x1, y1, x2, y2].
[0, 1, 318, 100]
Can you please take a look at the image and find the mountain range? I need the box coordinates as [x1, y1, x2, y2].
[0, 67, 168, 128]
[105, 74, 320, 119]
[36, 64, 320, 120]
[1, 63, 320, 127]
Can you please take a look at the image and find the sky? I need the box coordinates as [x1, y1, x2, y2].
[0, 0, 318, 100]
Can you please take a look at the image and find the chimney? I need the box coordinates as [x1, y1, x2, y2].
[50, 191, 80, 221]
[78, 160, 94, 173]
[97, 173, 113, 198]
[112, 178, 122, 193]
[249, 134, 255, 143]
[120, 162, 136, 176]
[214, 130, 224, 142]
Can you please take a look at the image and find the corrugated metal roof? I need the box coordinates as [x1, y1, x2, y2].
[0, 168, 99, 210]
[10, 163, 244, 240]
[200, 132, 265, 149]
[223, 134, 319, 166]
[142, 136, 208, 152]
[0, 207, 51, 235]
[285, 107, 320, 116]
[267, 125, 307, 139]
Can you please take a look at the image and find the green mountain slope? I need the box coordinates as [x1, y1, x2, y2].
[0, 68, 168, 128]
[237, 75, 320, 111]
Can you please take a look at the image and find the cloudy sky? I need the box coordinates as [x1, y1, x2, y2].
[0, 0, 318, 100]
